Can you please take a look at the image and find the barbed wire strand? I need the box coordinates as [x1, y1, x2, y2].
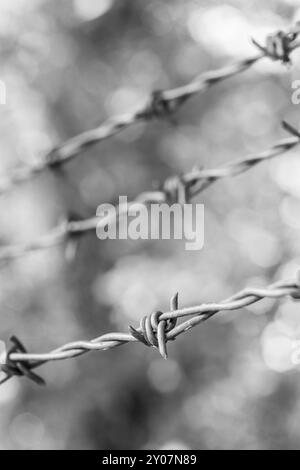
[1, 275, 300, 386]
[0, 23, 300, 196]
[0, 120, 298, 264]
[1, 24, 300, 386]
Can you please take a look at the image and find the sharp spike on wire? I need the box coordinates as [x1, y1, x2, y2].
[282, 120, 300, 138]
[170, 292, 179, 311]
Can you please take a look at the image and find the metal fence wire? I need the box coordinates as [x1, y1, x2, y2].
[1, 22, 300, 387]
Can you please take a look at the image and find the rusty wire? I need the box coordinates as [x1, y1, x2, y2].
[0, 22, 300, 197]
[0, 120, 298, 264]
[1, 275, 300, 386]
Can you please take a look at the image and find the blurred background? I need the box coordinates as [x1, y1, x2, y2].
[1, 0, 300, 450]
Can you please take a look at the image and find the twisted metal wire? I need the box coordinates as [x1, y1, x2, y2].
[0, 120, 298, 264]
[0, 22, 300, 196]
[1, 275, 299, 386]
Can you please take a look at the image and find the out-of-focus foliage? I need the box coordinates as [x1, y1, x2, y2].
[1, 0, 300, 450]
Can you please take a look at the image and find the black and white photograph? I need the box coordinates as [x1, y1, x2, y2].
[1, 0, 300, 453]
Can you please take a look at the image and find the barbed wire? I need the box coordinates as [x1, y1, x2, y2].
[0, 120, 298, 264]
[1, 22, 300, 388]
[0, 22, 300, 197]
[1, 274, 299, 386]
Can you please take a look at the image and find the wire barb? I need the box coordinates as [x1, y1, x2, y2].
[282, 120, 300, 138]
[162, 175, 189, 205]
[252, 22, 300, 63]
[129, 293, 179, 359]
[138, 89, 188, 120]
[0, 336, 45, 386]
